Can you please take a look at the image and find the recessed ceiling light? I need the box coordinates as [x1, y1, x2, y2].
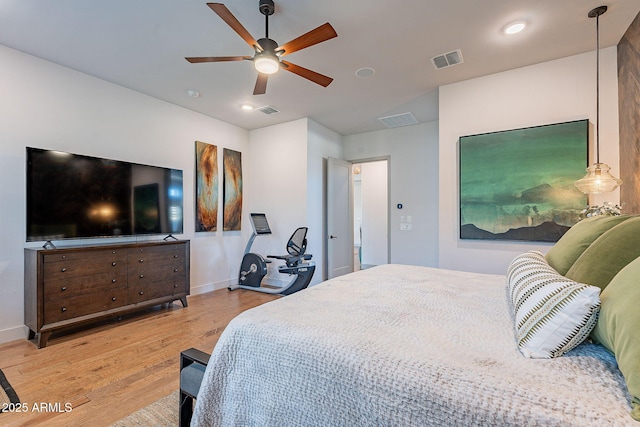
[241, 104, 254, 111]
[504, 21, 527, 35]
[355, 67, 375, 78]
[186, 89, 200, 98]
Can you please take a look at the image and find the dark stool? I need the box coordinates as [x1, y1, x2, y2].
[179, 348, 210, 427]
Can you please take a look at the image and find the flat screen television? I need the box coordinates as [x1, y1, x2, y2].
[26, 147, 184, 242]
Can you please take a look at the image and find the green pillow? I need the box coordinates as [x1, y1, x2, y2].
[565, 217, 640, 290]
[591, 255, 640, 421]
[545, 215, 632, 275]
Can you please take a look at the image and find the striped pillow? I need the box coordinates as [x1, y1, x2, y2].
[506, 251, 601, 358]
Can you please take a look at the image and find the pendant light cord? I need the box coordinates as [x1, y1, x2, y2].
[596, 12, 601, 164]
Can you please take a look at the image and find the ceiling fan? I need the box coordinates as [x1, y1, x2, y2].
[186, 1, 338, 95]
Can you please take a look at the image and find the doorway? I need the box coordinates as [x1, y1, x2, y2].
[353, 159, 389, 270]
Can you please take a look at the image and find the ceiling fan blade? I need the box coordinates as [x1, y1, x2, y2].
[281, 60, 333, 87]
[276, 23, 337, 56]
[185, 56, 251, 63]
[253, 73, 268, 95]
[208, 3, 261, 51]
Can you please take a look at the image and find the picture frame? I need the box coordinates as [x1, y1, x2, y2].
[459, 120, 588, 242]
[195, 141, 219, 232]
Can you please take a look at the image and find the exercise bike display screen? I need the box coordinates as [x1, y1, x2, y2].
[251, 213, 272, 235]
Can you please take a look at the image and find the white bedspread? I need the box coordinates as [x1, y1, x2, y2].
[191, 264, 635, 426]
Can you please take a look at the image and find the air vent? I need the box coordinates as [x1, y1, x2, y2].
[256, 105, 279, 115]
[378, 112, 419, 129]
[431, 49, 464, 69]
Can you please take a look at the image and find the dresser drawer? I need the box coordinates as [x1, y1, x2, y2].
[128, 279, 187, 304]
[43, 270, 128, 298]
[43, 287, 128, 324]
[128, 245, 186, 264]
[42, 248, 126, 263]
[43, 253, 127, 280]
[128, 262, 186, 283]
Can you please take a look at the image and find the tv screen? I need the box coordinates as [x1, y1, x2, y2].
[26, 147, 184, 242]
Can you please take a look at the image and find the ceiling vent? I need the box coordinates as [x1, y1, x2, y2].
[378, 112, 419, 129]
[256, 105, 279, 115]
[431, 49, 464, 69]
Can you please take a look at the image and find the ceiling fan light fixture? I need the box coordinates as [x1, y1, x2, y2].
[254, 54, 279, 74]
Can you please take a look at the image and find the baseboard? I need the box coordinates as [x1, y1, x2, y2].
[190, 276, 293, 295]
[189, 278, 233, 296]
[0, 325, 29, 345]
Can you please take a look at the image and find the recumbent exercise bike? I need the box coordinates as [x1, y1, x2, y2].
[228, 213, 315, 295]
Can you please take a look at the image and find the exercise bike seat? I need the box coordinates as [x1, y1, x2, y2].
[267, 227, 312, 267]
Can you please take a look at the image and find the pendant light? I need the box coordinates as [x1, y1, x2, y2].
[574, 5, 623, 194]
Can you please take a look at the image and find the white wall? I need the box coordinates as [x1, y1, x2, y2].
[246, 119, 308, 285]
[343, 122, 439, 267]
[306, 119, 343, 282]
[438, 48, 620, 274]
[246, 117, 342, 285]
[0, 45, 250, 343]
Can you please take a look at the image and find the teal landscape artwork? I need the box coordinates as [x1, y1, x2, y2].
[459, 120, 588, 242]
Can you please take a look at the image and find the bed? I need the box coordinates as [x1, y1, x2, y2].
[192, 215, 640, 426]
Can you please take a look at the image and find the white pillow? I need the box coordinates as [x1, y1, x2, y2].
[506, 251, 601, 358]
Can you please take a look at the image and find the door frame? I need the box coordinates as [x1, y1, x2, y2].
[349, 155, 391, 265]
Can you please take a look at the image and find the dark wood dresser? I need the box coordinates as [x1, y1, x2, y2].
[24, 240, 190, 348]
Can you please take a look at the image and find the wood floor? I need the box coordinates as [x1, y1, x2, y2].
[0, 288, 278, 427]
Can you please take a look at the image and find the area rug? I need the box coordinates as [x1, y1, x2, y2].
[109, 391, 178, 426]
[0, 368, 20, 413]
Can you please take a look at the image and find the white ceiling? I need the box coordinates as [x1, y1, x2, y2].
[1, 0, 639, 136]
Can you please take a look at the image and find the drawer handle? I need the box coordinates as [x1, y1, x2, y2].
[61, 307, 67, 312]
[139, 291, 144, 295]
[173, 284, 178, 288]
[61, 286, 67, 292]
[173, 268, 178, 272]
[112, 251, 116, 254]
[112, 279, 117, 283]
[112, 297, 117, 301]
[62, 255, 66, 260]
[174, 255, 178, 258]
[112, 262, 117, 266]
[139, 274, 144, 278]
[61, 268, 67, 272]
[138, 259, 144, 263]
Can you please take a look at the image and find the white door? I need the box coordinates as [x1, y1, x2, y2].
[327, 157, 353, 279]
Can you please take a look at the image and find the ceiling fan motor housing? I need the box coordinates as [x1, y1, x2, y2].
[259, 0, 275, 16]
[257, 37, 278, 52]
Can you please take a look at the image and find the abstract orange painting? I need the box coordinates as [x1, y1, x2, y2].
[195, 141, 218, 232]
[223, 148, 242, 231]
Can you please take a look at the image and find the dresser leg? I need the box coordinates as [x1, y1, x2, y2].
[179, 296, 188, 307]
[36, 331, 51, 349]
